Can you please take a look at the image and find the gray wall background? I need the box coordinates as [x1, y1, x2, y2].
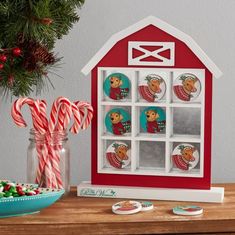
[0, 0, 234, 185]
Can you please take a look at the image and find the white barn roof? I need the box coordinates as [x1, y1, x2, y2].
[81, 16, 222, 78]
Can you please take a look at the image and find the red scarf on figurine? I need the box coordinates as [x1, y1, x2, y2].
[173, 85, 191, 101]
[147, 121, 160, 133]
[106, 152, 123, 169]
[138, 85, 155, 102]
[172, 155, 190, 170]
[112, 122, 125, 135]
[110, 87, 122, 100]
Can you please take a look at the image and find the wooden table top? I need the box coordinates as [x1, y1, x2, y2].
[0, 183, 235, 235]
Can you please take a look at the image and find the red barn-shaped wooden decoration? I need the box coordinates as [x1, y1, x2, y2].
[79, 16, 224, 202]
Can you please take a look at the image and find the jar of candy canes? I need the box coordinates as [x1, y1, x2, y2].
[27, 129, 70, 193]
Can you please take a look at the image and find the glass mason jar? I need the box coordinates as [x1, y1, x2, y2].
[27, 129, 70, 193]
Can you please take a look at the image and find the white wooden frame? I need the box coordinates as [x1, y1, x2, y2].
[97, 67, 205, 178]
[78, 182, 225, 203]
[128, 41, 175, 66]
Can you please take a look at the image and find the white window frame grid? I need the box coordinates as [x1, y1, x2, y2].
[97, 67, 205, 178]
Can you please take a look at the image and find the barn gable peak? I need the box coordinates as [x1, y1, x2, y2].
[81, 16, 222, 78]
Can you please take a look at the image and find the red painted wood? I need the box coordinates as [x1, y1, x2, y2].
[91, 69, 98, 186]
[90, 24, 213, 190]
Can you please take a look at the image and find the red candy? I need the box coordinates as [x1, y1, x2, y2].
[26, 192, 35, 196]
[18, 190, 25, 196]
[34, 189, 40, 195]
[16, 185, 22, 191]
[16, 186, 25, 196]
[4, 184, 11, 191]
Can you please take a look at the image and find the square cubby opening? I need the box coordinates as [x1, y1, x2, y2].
[136, 106, 166, 137]
[137, 71, 168, 103]
[172, 71, 204, 104]
[101, 139, 131, 171]
[169, 142, 201, 175]
[101, 70, 133, 102]
[102, 105, 132, 137]
[172, 107, 201, 137]
[137, 141, 165, 172]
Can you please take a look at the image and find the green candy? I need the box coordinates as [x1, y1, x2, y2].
[0, 192, 5, 198]
[4, 191, 12, 197]
[1, 182, 7, 186]
[9, 187, 17, 193]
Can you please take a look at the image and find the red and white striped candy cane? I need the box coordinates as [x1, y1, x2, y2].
[35, 99, 55, 188]
[11, 98, 45, 133]
[32, 99, 54, 188]
[49, 97, 72, 132]
[39, 100, 48, 131]
[69, 102, 82, 134]
[38, 99, 64, 188]
[74, 101, 93, 130]
[34, 99, 47, 187]
[55, 102, 73, 131]
[48, 97, 74, 189]
[35, 100, 48, 186]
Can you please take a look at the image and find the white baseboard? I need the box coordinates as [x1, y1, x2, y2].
[77, 181, 224, 203]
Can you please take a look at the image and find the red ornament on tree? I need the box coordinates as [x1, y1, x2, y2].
[0, 54, 7, 63]
[0, 63, 4, 70]
[12, 47, 21, 57]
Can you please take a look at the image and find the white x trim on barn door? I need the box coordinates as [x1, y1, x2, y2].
[128, 41, 175, 66]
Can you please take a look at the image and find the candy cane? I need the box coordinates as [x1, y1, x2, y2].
[49, 97, 72, 132]
[32, 99, 54, 188]
[74, 101, 93, 130]
[48, 97, 74, 189]
[34, 100, 53, 187]
[35, 136, 52, 188]
[38, 99, 64, 188]
[56, 102, 73, 131]
[35, 100, 48, 187]
[69, 102, 82, 134]
[31, 99, 54, 188]
[11, 98, 45, 133]
[39, 100, 48, 131]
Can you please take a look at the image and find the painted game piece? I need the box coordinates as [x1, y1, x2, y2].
[172, 205, 203, 216]
[112, 200, 142, 215]
[172, 144, 199, 171]
[140, 107, 166, 133]
[139, 201, 154, 211]
[105, 108, 131, 135]
[103, 73, 130, 100]
[106, 142, 131, 169]
[173, 73, 201, 102]
[138, 74, 166, 102]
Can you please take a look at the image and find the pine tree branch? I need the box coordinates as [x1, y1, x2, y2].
[0, 0, 85, 97]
